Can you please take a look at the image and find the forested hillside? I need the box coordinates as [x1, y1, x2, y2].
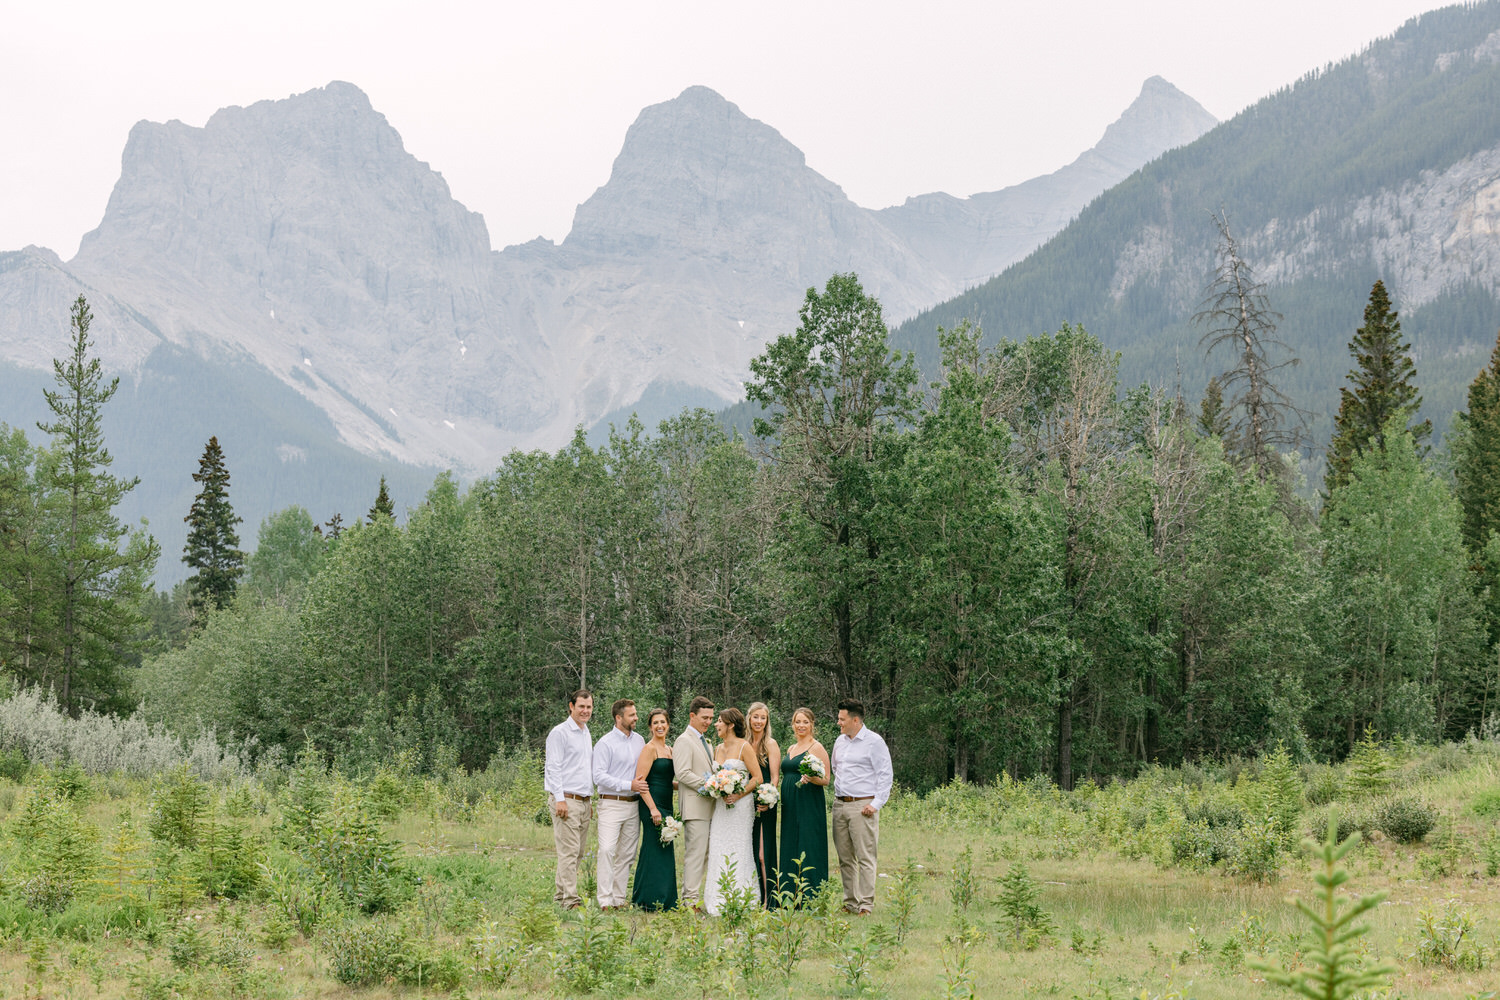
[4, 274, 1482, 795]
[894, 2, 1500, 449]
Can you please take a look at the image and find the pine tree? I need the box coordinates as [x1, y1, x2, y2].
[1196, 375, 1231, 440]
[322, 512, 344, 540]
[182, 436, 244, 613]
[34, 295, 158, 714]
[1324, 280, 1431, 494]
[368, 477, 394, 522]
[1455, 330, 1500, 555]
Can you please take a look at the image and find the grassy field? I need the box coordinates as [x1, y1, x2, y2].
[0, 737, 1498, 999]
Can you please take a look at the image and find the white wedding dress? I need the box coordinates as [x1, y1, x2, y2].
[703, 759, 757, 915]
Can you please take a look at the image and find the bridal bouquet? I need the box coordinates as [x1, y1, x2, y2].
[797, 755, 825, 786]
[755, 782, 780, 808]
[700, 763, 750, 806]
[659, 815, 684, 846]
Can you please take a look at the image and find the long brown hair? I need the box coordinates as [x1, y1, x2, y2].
[718, 706, 746, 739]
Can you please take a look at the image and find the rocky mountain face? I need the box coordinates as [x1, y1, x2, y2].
[895, 6, 1500, 447]
[0, 77, 1216, 577]
[878, 76, 1219, 288]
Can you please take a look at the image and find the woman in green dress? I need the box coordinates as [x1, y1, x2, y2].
[778, 706, 831, 904]
[631, 708, 678, 911]
[748, 702, 780, 908]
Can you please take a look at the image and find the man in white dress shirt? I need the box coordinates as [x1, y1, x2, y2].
[544, 689, 594, 909]
[831, 698, 893, 915]
[592, 698, 647, 909]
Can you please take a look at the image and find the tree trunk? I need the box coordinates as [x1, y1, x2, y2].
[1055, 681, 1074, 790]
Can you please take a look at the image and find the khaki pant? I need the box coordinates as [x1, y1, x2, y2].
[832, 798, 879, 912]
[549, 794, 591, 907]
[595, 797, 640, 907]
[680, 816, 711, 905]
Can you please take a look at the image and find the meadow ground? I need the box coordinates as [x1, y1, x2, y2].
[0, 739, 1498, 999]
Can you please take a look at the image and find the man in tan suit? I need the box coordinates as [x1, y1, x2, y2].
[672, 695, 717, 910]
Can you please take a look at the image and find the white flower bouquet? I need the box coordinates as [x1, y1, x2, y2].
[797, 755, 825, 786]
[700, 763, 750, 806]
[659, 815, 684, 846]
[755, 782, 780, 808]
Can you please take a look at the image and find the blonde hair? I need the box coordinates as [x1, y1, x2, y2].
[792, 706, 815, 725]
[747, 702, 770, 753]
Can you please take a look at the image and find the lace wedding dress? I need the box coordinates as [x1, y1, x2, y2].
[703, 759, 757, 914]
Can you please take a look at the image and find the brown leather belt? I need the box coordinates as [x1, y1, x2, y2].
[837, 795, 873, 803]
[597, 793, 638, 801]
[563, 792, 591, 801]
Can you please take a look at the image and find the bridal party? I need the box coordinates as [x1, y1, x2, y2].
[543, 689, 892, 915]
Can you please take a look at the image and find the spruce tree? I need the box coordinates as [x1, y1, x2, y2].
[368, 477, 394, 522]
[182, 436, 244, 612]
[35, 295, 158, 714]
[1196, 375, 1231, 439]
[1455, 331, 1500, 554]
[1324, 281, 1431, 494]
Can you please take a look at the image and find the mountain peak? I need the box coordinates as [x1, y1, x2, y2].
[563, 84, 821, 253]
[1091, 77, 1218, 170]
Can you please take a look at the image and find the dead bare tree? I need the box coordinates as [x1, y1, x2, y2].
[1193, 210, 1306, 485]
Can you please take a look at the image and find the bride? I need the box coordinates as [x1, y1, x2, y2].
[703, 706, 763, 915]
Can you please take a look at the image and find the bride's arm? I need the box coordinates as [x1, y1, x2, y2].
[741, 743, 763, 789]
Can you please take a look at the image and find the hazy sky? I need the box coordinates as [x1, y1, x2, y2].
[1, 0, 1450, 258]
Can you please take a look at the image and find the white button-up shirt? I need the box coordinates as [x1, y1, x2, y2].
[592, 726, 646, 794]
[545, 716, 594, 799]
[832, 725, 894, 811]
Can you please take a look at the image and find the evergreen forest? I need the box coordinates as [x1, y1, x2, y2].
[4, 274, 1500, 794]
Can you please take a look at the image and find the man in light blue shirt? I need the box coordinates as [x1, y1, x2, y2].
[592, 698, 646, 909]
[831, 698, 893, 914]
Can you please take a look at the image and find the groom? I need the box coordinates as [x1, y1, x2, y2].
[672, 695, 717, 910]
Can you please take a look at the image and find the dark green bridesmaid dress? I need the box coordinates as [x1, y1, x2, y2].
[631, 755, 678, 911]
[777, 749, 829, 903]
[753, 747, 778, 908]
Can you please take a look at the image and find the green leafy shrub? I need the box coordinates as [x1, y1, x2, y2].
[1184, 792, 1245, 831]
[555, 904, 627, 994]
[259, 859, 334, 935]
[950, 845, 978, 914]
[319, 916, 408, 986]
[1470, 786, 1500, 817]
[1303, 764, 1344, 806]
[1414, 900, 1491, 970]
[295, 782, 413, 913]
[467, 920, 522, 987]
[1373, 796, 1436, 844]
[1170, 818, 1234, 870]
[0, 747, 30, 782]
[1226, 815, 1282, 882]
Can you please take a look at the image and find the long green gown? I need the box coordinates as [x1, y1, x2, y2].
[631, 756, 678, 911]
[753, 746, 778, 907]
[777, 749, 829, 903]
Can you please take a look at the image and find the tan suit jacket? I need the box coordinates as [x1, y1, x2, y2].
[673, 726, 716, 822]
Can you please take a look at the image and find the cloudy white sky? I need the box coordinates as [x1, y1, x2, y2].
[1, 0, 1449, 258]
